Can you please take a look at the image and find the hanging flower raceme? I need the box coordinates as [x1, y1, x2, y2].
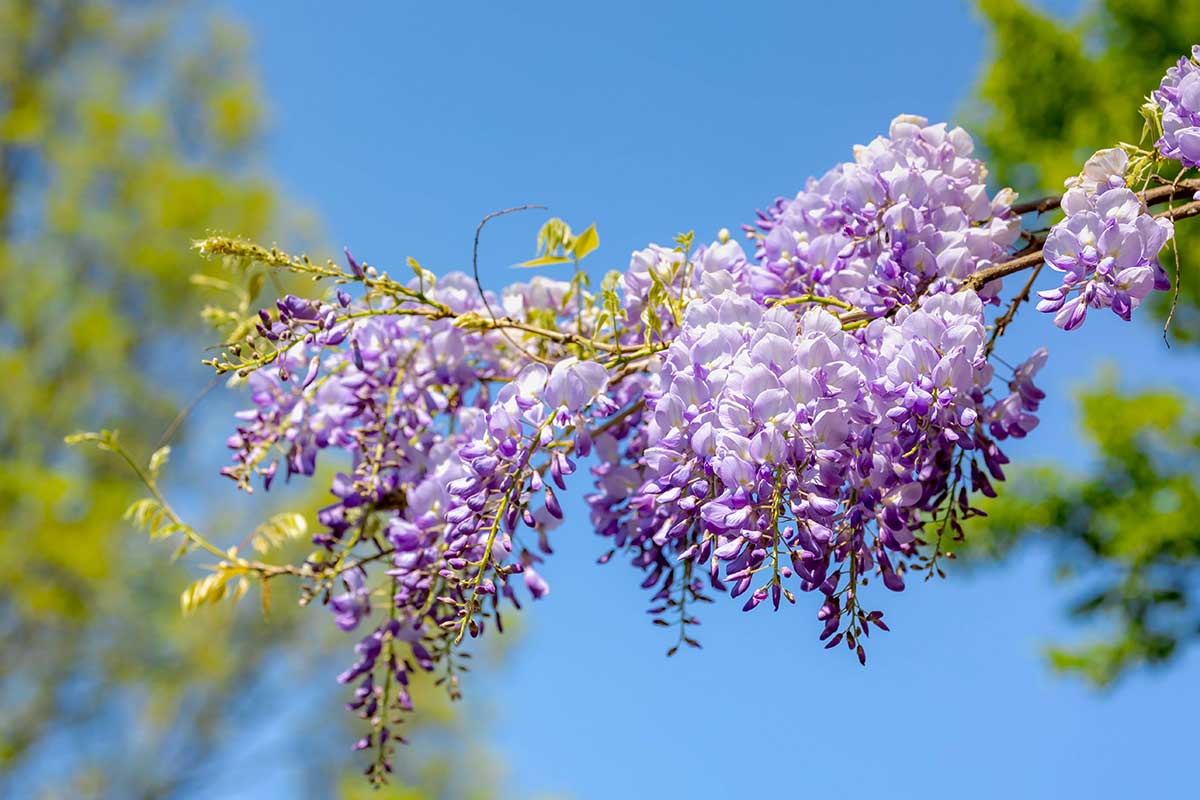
[986, 347, 1047, 442]
[1036, 149, 1174, 329]
[71, 50, 1198, 784]
[587, 237, 1032, 655]
[745, 115, 1021, 316]
[1153, 45, 1200, 168]
[448, 358, 614, 612]
[203, 123, 1067, 769]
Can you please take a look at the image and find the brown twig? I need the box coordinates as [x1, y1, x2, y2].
[959, 246, 1049, 293]
[471, 205, 553, 365]
[962, 198, 1199, 290]
[1010, 195, 1064, 216]
[1010, 177, 1200, 216]
[836, 196, 1200, 327]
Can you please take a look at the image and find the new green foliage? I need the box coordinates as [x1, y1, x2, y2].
[968, 0, 1200, 683]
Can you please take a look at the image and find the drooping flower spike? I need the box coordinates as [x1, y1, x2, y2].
[170, 49, 1197, 782]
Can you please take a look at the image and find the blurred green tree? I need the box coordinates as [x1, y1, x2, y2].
[0, 1, 494, 796]
[964, 0, 1200, 684]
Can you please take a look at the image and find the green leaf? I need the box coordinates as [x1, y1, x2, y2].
[407, 256, 436, 290]
[536, 218, 573, 256]
[180, 571, 230, 614]
[600, 270, 624, 339]
[149, 445, 171, 476]
[673, 230, 694, 253]
[64, 429, 118, 451]
[570, 223, 599, 260]
[124, 498, 161, 529]
[250, 512, 309, 554]
[514, 254, 573, 268]
[451, 311, 488, 330]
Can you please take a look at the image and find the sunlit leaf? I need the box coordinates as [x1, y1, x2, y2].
[514, 254, 573, 268]
[570, 223, 599, 260]
[148, 446, 171, 476]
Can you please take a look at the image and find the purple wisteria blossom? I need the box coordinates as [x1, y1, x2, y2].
[1037, 150, 1174, 329]
[587, 245, 1022, 652]
[1153, 45, 1200, 168]
[214, 109, 1108, 767]
[745, 114, 1021, 315]
[331, 568, 371, 631]
[987, 347, 1047, 443]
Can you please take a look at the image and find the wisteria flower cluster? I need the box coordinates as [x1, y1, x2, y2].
[1037, 148, 1174, 329]
[1153, 45, 1200, 168]
[591, 261, 1012, 662]
[69, 46, 1200, 785]
[745, 115, 1022, 314]
[211, 113, 1044, 770]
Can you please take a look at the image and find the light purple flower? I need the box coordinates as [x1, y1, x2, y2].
[331, 568, 371, 632]
[1152, 45, 1200, 167]
[1039, 165, 1174, 330]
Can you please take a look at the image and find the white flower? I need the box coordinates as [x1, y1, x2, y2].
[1064, 147, 1129, 195]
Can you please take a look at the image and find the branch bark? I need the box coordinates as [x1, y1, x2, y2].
[963, 198, 1200, 292]
[837, 189, 1200, 326]
[1010, 177, 1200, 216]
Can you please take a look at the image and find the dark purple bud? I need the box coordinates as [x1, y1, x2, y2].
[544, 487, 563, 519]
[524, 567, 550, 599]
[301, 356, 320, 389]
[345, 247, 363, 277]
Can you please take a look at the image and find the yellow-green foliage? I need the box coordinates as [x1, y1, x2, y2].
[972, 379, 1200, 685]
[970, 0, 1200, 337]
[964, 0, 1200, 684]
[0, 2, 493, 796]
[0, 1, 305, 792]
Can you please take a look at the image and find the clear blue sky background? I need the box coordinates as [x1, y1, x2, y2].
[208, 1, 1198, 797]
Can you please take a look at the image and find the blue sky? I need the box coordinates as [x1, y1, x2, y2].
[211, 2, 1198, 797]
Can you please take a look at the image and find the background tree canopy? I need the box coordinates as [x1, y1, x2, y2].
[2, 0, 1197, 797]
[0, 1, 496, 797]
[966, 0, 1200, 685]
